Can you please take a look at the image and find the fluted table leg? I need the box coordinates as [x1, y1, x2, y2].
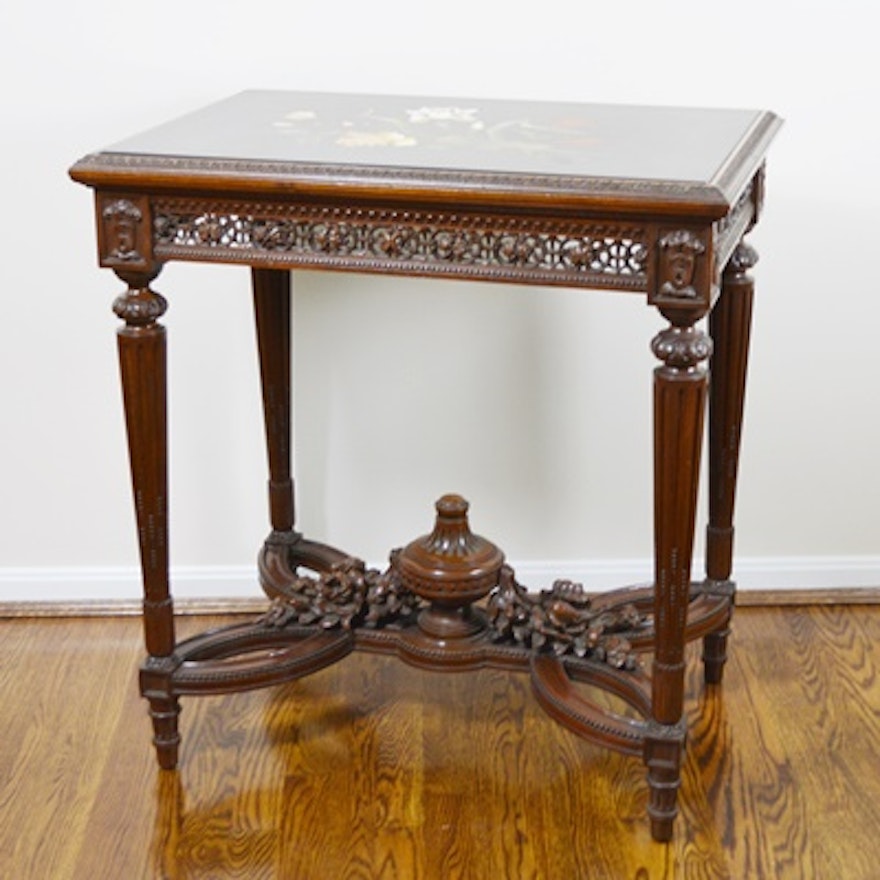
[703, 242, 757, 684]
[114, 268, 179, 770]
[646, 316, 711, 841]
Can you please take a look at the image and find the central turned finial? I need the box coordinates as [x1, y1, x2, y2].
[398, 494, 504, 639]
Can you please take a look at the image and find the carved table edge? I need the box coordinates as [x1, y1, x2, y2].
[70, 151, 739, 218]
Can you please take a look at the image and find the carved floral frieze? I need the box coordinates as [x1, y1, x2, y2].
[152, 200, 648, 289]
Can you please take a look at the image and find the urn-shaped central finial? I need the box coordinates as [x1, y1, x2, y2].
[397, 494, 504, 638]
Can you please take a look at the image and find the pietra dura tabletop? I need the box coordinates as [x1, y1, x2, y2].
[70, 90, 781, 841]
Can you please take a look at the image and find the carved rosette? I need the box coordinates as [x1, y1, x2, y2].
[486, 568, 645, 669]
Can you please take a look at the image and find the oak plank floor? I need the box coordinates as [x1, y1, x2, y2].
[1, 606, 879, 879]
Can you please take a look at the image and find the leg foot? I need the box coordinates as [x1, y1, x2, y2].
[148, 697, 181, 770]
[703, 627, 731, 685]
[645, 725, 685, 842]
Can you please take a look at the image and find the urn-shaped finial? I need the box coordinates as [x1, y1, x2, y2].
[397, 494, 504, 638]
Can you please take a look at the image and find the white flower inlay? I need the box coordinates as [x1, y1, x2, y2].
[406, 107, 482, 128]
[335, 130, 417, 147]
[273, 110, 319, 129]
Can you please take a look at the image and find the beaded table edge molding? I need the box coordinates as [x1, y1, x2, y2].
[69, 91, 781, 842]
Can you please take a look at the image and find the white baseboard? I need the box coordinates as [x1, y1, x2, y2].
[0, 566, 261, 603]
[505, 557, 880, 591]
[732, 557, 880, 591]
[1, 557, 878, 604]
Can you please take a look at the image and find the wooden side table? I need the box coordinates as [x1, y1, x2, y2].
[70, 92, 780, 841]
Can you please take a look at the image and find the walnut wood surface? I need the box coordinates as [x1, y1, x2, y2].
[3, 608, 880, 879]
[68, 93, 781, 844]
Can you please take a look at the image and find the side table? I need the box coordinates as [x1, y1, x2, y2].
[70, 91, 781, 841]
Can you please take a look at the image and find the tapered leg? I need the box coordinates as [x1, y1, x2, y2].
[253, 268, 295, 534]
[252, 269, 349, 593]
[646, 317, 711, 841]
[703, 242, 757, 684]
[114, 269, 180, 769]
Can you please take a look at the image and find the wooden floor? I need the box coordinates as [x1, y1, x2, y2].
[1, 606, 879, 879]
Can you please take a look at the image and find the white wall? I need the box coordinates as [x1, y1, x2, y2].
[1, 0, 878, 601]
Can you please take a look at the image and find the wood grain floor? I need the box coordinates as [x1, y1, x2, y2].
[1, 606, 879, 879]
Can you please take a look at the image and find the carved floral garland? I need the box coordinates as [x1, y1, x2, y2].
[260, 557, 646, 670]
[486, 567, 645, 669]
[260, 553, 420, 631]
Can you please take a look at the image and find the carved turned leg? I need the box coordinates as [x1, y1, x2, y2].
[646, 315, 711, 841]
[114, 269, 180, 770]
[703, 242, 757, 684]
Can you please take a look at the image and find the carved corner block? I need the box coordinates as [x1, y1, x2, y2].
[96, 194, 153, 271]
[750, 164, 766, 229]
[648, 227, 713, 310]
